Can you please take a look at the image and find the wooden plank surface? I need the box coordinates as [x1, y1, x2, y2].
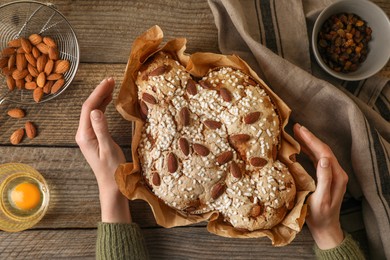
[0, 0, 388, 258]
[0, 226, 315, 259]
[0, 147, 114, 228]
[1, 0, 217, 64]
[0, 64, 131, 146]
[0, 146, 197, 229]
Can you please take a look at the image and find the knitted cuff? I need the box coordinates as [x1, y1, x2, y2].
[96, 222, 149, 260]
[313, 233, 365, 260]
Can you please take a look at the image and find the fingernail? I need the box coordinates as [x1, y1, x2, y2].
[320, 157, 330, 168]
[295, 123, 302, 128]
[91, 110, 102, 120]
[301, 125, 309, 133]
[100, 78, 107, 84]
[107, 77, 114, 83]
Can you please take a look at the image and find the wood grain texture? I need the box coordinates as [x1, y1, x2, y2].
[0, 226, 315, 259]
[144, 227, 315, 260]
[0, 0, 387, 258]
[0, 0, 219, 63]
[0, 63, 132, 146]
[0, 229, 96, 259]
[0, 146, 197, 229]
[0, 146, 129, 228]
[64, 0, 219, 63]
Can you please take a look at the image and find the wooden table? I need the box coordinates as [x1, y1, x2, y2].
[0, 0, 388, 259]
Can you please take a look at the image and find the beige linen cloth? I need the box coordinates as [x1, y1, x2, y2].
[208, 0, 390, 259]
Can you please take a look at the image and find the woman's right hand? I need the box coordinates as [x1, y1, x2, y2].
[293, 123, 349, 250]
[75, 78, 131, 224]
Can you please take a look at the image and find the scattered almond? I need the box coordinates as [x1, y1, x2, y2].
[10, 128, 24, 145]
[25, 121, 37, 139]
[7, 108, 25, 118]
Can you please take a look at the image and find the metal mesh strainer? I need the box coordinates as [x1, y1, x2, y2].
[0, 1, 79, 105]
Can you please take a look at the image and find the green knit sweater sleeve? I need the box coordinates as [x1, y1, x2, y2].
[96, 222, 149, 260]
[314, 233, 365, 260]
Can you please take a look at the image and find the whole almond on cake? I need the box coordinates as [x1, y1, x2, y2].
[136, 53, 296, 231]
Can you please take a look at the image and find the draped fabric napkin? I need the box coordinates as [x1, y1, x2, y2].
[207, 0, 390, 259]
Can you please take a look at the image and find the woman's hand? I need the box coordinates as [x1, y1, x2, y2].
[76, 78, 131, 223]
[293, 123, 348, 250]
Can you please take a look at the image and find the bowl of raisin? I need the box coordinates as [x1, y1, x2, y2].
[312, 0, 390, 81]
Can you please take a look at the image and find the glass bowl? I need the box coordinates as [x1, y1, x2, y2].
[0, 1, 79, 104]
[0, 163, 50, 232]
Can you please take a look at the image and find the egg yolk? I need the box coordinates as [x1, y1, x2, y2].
[10, 182, 41, 211]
